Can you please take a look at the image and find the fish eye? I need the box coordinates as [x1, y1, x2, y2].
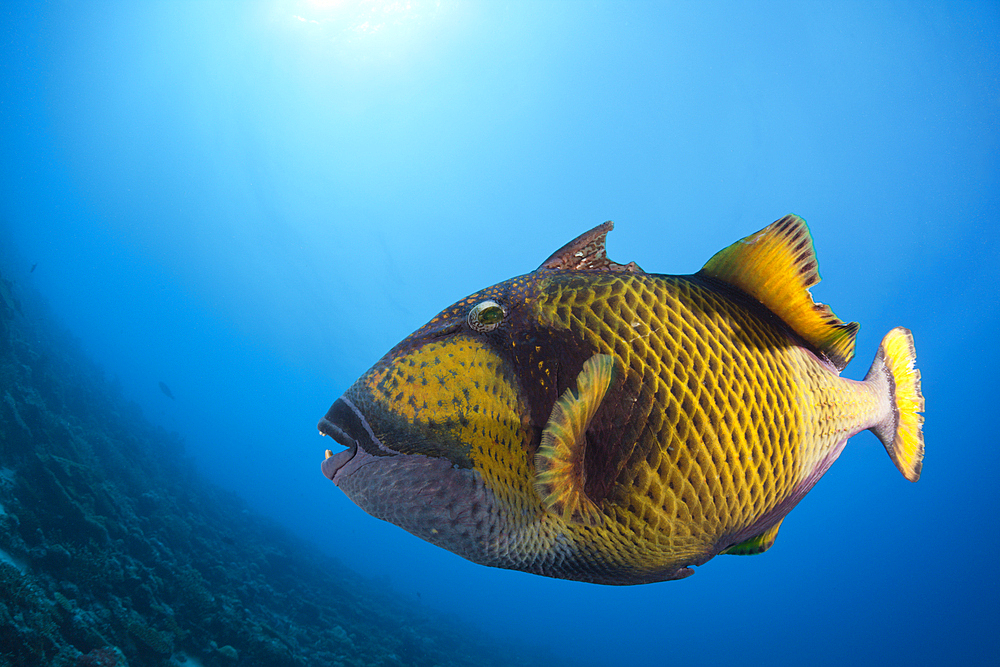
[468, 299, 505, 333]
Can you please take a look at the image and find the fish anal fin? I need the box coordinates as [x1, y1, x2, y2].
[722, 518, 784, 556]
[534, 354, 617, 526]
[538, 222, 644, 274]
[698, 215, 859, 371]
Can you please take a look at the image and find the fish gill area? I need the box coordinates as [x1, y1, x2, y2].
[0, 266, 550, 667]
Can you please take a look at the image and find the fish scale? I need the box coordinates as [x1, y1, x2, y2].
[535, 272, 809, 565]
[319, 215, 924, 584]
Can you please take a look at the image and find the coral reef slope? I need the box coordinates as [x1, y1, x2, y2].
[0, 267, 547, 667]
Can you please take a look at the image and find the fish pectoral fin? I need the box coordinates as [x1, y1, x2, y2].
[534, 354, 617, 526]
[721, 518, 785, 556]
[697, 215, 859, 371]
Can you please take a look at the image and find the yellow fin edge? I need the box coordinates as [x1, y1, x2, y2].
[699, 215, 859, 370]
[534, 354, 616, 526]
[867, 327, 925, 482]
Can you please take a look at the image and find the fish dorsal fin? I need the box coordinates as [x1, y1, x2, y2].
[721, 518, 784, 555]
[698, 215, 859, 370]
[534, 354, 617, 526]
[539, 222, 644, 273]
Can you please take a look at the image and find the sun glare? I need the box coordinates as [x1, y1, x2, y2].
[288, 0, 434, 39]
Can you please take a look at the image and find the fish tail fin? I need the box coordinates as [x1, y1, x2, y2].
[866, 327, 925, 482]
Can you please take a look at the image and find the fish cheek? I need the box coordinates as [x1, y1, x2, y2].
[335, 449, 505, 566]
[336, 334, 538, 564]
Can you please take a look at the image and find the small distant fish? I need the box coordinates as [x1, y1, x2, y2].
[29, 263, 36, 274]
[318, 216, 925, 585]
[158, 381, 175, 400]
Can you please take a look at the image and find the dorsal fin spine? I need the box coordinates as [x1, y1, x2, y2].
[538, 222, 644, 274]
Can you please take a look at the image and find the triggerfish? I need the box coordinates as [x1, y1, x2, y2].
[318, 215, 924, 585]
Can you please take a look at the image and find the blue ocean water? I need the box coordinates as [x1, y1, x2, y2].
[1, 1, 997, 665]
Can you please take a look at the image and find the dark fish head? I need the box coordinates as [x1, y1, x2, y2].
[318, 276, 542, 566]
[318, 223, 636, 573]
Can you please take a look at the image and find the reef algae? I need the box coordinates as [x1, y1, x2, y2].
[0, 257, 550, 666]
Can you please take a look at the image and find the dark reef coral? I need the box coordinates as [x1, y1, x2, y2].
[0, 264, 550, 667]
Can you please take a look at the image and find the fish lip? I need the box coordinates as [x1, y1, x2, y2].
[318, 414, 356, 450]
[319, 417, 358, 483]
[321, 443, 357, 482]
[318, 397, 401, 483]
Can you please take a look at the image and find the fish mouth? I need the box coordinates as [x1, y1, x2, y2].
[318, 397, 398, 483]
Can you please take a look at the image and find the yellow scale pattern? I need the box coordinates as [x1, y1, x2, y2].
[350, 270, 884, 580]
[533, 271, 878, 573]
